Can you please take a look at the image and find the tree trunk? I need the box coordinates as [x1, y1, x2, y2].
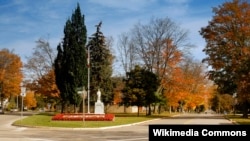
[61, 102, 65, 113]
[153, 104, 156, 114]
[148, 104, 152, 116]
[124, 105, 127, 113]
[137, 105, 140, 117]
[158, 104, 162, 114]
[169, 106, 171, 114]
[74, 104, 77, 113]
[242, 100, 248, 118]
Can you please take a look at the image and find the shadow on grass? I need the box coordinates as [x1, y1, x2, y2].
[112, 112, 175, 118]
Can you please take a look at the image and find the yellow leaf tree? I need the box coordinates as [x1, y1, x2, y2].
[0, 49, 23, 109]
[24, 91, 37, 109]
[200, 0, 250, 118]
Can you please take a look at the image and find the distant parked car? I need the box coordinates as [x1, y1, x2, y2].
[10, 108, 18, 112]
[204, 109, 215, 114]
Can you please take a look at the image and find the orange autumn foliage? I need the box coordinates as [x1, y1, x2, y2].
[162, 56, 214, 111]
[0, 49, 23, 100]
[112, 77, 125, 105]
[37, 69, 60, 99]
[24, 91, 37, 109]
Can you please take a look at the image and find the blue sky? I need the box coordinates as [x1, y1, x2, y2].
[0, 0, 228, 67]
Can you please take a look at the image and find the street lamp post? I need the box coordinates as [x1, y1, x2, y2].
[20, 85, 26, 119]
[77, 86, 86, 124]
[87, 45, 90, 113]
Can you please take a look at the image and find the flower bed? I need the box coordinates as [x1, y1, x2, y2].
[51, 113, 115, 121]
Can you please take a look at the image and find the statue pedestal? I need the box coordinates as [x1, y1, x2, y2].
[94, 101, 104, 114]
[94, 89, 104, 114]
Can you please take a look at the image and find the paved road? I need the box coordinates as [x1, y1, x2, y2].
[0, 113, 234, 141]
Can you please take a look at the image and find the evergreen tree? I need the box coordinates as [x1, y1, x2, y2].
[54, 3, 87, 113]
[87, 21, 114, 105]
[122, 65, 159, 116]
[143, 69, 160, 115]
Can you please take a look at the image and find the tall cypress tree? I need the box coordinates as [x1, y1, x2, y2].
[87, 21, 114, 105]
[54, 3, 87, 113]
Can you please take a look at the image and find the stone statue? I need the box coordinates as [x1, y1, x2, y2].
[95, 89, 104, 114]
[97, 89, 101, 102]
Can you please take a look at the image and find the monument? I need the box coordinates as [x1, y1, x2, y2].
[94, 89, 104, 114]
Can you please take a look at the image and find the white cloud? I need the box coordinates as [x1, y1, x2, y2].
[164, 0, 191, 4]
[87, 0, 156, 11]
[0, 40, 35, 62]
[0, 0, 223, 67]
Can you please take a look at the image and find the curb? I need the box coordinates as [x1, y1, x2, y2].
[98, 118, 160, 129]
[224, 116, 239, 125]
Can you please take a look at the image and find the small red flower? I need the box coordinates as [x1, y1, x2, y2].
[51, 113, 115, 121]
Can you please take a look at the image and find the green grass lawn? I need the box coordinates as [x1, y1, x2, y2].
[225, 114, 250, 125]
[13, 112, 173, 128]
[12, 112, 250, 128]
